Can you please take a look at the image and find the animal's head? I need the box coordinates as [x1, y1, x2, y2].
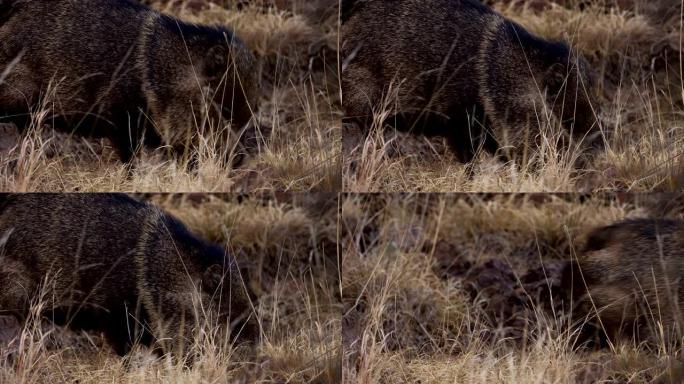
[202, 30, 259, 131]
[200, 247, 258, 342]
[559, 240, 616, 348]
[542, 47, 600, 143]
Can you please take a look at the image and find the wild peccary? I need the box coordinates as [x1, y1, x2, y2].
[564, 219, 684, 346]
[0, 194, 257, 357]
[341, 0, 599, 162]
[0, 0, 259, 165]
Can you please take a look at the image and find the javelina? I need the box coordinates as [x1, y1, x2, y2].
[565, 219, 684, 346]
[0, 194, 256, 357]
[341, 0, 599, 162]
[0, 0, 259, 165]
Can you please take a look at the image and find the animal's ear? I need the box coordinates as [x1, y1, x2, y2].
[544, 62, 568, 93]
[204, 44, 230, 79]
[202, 264, 225, 293]
[583, 225, 617, 253]
[0, 0, 25, 10]
[0, 0, 21, 22]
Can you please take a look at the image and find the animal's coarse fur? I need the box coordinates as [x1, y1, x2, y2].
[0, 0, 259, 165]
[564, 219, 684, 346]
[341, 0, 599, 162]
[0, 194, 256, 357]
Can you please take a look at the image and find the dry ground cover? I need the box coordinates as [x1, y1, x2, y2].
[343, 0, 684, 192]
[0, 193, 341, 383]
[0, 0, 341, 192]
[342, 193, 684, 383]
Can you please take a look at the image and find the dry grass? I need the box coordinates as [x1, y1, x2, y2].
[0, 194, 341, 383]
[0, 0, 341, 192]
[343, 0, 684, 192]
[342, 193, 684, 383]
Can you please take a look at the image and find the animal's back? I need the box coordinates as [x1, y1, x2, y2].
[0, 0, 149, 121]
[342, 0, 496, 122]
[0, 194, 148, 303]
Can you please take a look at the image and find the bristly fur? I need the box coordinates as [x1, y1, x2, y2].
[565, 218, 684, 347]
[0, 194, 257, 358]
[341, 0, 599, 163]
[0, 0, 260, 165]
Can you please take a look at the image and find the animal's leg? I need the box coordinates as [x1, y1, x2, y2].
[108, 111, 145, 164]
[0, 264, 34, 319]
[102, 307, 150, 357]
[342, 65, 379, 130]
[146, 294, 199, 360]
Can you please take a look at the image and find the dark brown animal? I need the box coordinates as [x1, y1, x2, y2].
[341, 0, 600, 163]
[0, 194, 256, 357]
[565, 219, 684, 347]
[0, 0, 259, 165]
